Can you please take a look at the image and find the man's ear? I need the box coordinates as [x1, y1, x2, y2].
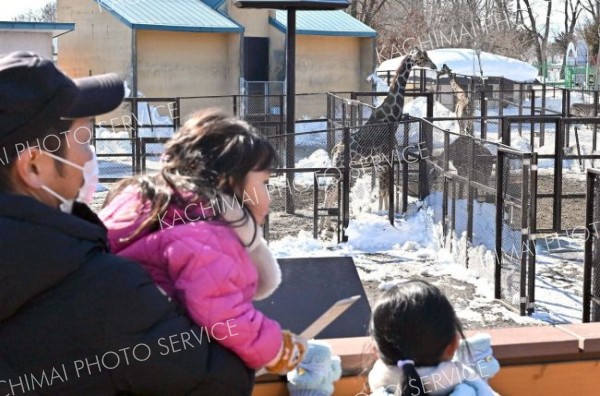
[13, 149, 49, 189]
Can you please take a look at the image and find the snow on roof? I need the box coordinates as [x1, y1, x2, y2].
[377, 48, 538, 83]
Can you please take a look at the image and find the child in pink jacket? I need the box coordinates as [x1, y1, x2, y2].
[99, 108, 306, 374]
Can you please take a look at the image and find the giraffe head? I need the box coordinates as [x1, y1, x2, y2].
[438, 63, 454, 77]
[408, 47, 437, 70]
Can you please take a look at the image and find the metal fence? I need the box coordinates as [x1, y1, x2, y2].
[584, 169, 600, 322]
[420, 119, 535, 314]
[495, 147, 536, 315]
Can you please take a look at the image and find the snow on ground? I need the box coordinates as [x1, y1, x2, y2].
[269, 204, 547, 330]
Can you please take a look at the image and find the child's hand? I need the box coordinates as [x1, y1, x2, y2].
[265, 330, 307, 375]
[287, 340, 342, 396]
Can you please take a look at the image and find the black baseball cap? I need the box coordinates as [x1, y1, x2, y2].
[0, 51, 125, 145]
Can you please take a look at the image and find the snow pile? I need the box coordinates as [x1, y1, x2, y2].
[404, 97, 460, 135]
[293, 149, 332, 186]
[346, 210, 434, 252]
[378, 48, 538, 82]
[367, 72, 390, 107]
[349, 172, 379, 215]
[270, 208, 434, 257]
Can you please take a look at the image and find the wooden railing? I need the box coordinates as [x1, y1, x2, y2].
[253, 323, 600, 395]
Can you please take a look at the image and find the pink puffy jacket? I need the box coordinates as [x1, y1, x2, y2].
[99, 186, 282, 369]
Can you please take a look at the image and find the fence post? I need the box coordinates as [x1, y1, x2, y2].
[584, 170, 594, 322]
[480, 90, 487, 140]
[402, 122, 409, 213]
[527, 152, 537, 314]
[326, 95, 334, 153]
[495, 148, 504, 300]
[174, 98, 181, 129]
[554, 119, 564, 232]
[388, 123, 395, 225]
[426, 92, 434, 118]
[501, 116, 511, 146]
[132, 97, 140, 174]
[342, 126, 351, 242]
[520, 155, 531, 316]
[419, 120, 432, 200]
[530, 88, 535, 148]
[518, 84, 523, 136]
[541, 84, 546, 146]
[594, 91, 599, 153]
[466, 137, 474, 269]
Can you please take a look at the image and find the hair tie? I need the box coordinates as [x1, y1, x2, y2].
[397, 360, 415, 369]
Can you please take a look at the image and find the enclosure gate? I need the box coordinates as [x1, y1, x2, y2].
[495, 147, 536, 315]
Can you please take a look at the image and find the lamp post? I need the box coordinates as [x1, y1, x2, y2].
[233, 0, 350, 213]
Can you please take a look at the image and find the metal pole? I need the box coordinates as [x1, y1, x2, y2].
[342, 126, 350, 242]
[495, 148, 504, 300]
[584, 170, 594, 322]
[285, 9, 296, 214]
[528, 152, 538, 314]
[520, 156, 530, 316]
[554, 119, 564, 232]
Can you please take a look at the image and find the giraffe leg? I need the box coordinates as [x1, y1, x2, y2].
[318, 182, 338, 236]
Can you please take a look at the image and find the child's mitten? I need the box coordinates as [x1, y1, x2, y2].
[266, 330, 307, 375]
[287, 341, 342, 396]
[454, 333, 500, 380]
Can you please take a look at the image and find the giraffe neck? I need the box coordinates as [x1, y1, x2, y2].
[366, 56, 413, 125]
[449, 75, 467, 100]
[386, 57, 413, 114]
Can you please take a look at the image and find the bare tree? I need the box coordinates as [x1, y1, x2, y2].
[349, 0, 390, 27]
[581, 0, 600, 60]
[519, 0, 553, 73]
[557, 0, 583, 77]
[371, 0, 534, 65]
[13, 1, 56, 23]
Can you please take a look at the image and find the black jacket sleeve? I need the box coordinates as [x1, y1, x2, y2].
[94, 254, 254, 395]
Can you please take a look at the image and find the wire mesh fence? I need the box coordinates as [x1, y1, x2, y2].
[496, 147, 535, 315]
[420, 120, 534, 314]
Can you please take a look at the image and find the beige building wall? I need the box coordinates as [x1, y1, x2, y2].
[57, 0, 132, 80]
[137, 30, 241, 119]
[268, 24, 286, 83]
[227, 3, 269, 38]
[0, 31, 53, 58]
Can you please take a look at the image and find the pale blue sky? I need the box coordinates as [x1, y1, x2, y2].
[0, 0, 55, 21]
[0, 0, 574, 38]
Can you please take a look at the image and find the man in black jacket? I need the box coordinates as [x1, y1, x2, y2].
[0, 51, 254, 395]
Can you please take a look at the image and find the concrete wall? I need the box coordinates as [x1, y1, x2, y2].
[227, 3, 269, 38]
[0, 31, 53, 59]
[268, 23, 286, 83]
[136, 30, 240, 96]
[57, 0, 132, 80]
[295, 35, 374, 117]
[137, 30, 241, 119]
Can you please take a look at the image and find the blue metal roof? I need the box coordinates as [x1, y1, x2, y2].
[233, 0, 350, 10]
[202, 0, 227, 9]
[95, 0, 243, 33]
[0, 21, 75, 37]
[269, 10, 376, 37]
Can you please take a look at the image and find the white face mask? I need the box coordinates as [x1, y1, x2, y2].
[40, 149, 100, 213]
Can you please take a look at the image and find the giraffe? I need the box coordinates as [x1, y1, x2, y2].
[429, 65, 493, 200]
[438, 64, 473, 136]
[319, 48, 437, 236]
